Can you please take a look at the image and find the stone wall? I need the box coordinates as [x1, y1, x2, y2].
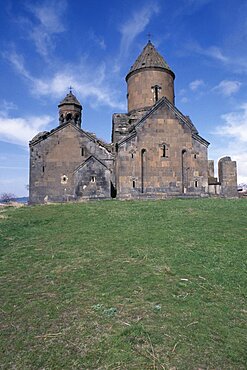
[29, 124, 113, 203]
[74, 157, 112, 199]
[116, 103, 208, 198]
[127, 69, 174, 113]
[218, 157, 238, 197]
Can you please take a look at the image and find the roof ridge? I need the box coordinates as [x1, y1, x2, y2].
[118, 97, 209, 147]
[73, 155, 109, 173]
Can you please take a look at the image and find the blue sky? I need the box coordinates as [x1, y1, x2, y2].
[0, 0, 247, 196]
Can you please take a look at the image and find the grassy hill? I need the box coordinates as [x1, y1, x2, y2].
[0, 199, 246, 369]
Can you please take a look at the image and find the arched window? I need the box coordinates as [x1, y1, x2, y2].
[74, 114, 80, 125]
[133, 180, 136, 188]
[151, 85, 161, 103]
[81, 147, 84, 156]
[66, 113, 72, 122]
[59, 114, 64, 124]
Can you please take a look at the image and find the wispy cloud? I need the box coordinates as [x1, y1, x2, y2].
[212, 80, 241, 97]
[181, 96, 189, 103]
[190, 43, 229, 63]
[119, 3, 159, 57]
[187, 41, 247, 73]
[213, 103, 247, 183]
[178, 88, 189, 103]
[24, 0, 67, 57]
[0, 100, 17, 114]
[189, 79, 205, 91]
[0, 107, 53, 146]
[88, 30, 106, 50]
[3, 50, 125, 110]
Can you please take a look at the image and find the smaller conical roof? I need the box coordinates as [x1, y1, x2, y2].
[58, 92, 81, 107]
[126, 41, 174, 80]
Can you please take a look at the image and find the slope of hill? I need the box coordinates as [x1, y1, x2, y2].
[0, 199, 246, 369]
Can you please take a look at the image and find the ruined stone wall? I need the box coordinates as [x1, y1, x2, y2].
[208, 160, 215, 178]
[29, 124, 113, 203]
[218, 157, 238, 197]
[116, 105, 208, 198]
[127, 69, 174, 113]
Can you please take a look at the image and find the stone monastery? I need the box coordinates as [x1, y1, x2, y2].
[29, 41, 238, 203]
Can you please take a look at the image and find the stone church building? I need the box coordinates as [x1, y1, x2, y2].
[29, 41, 238, 203]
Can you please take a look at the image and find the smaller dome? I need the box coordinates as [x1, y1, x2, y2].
[58, 92, 81, 107]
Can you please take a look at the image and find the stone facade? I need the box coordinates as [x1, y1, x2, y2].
[29, 41, 238, 203]
[29, 116, 114, 204]
[115, 99, 209, 198]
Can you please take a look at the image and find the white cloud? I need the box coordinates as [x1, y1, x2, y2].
[25, 0, 67, 57]
[178, 88, 189, 103]
[216, 103, 247, 142]
[202, 46, 229, 63]
[213, 80, 242, 97]
[119, 3, 159, 57]
[0, 110, 53, 146]
[188, 42, 229, 63]
[187, 41, 247, 73]
[31, 67, 125, 110]
[4, 51, 125, 110]
[189, 79, 205, 91]
[213, 103, 247, 183]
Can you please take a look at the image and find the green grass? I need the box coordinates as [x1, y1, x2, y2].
[0, 199, 246, 369]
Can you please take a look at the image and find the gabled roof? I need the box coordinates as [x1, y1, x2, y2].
[29, 122, 113, 154]
[73, 155, 110, 173]
[118, 97, 209, 147]
[126, 41, 175, 80]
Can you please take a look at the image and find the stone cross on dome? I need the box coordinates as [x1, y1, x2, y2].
[147, 33, 152, 42]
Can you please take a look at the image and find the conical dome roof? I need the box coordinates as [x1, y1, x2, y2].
[126, 41, 174, 80]
[58, 91, 81, 107]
